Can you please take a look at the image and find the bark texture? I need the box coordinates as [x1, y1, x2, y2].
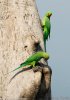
[0, 0, 52, 100]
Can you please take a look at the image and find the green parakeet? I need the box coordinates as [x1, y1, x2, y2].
[42, 11, 52, 52]
[8, 51, 49, 74]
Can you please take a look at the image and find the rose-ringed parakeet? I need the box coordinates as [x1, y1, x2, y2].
[42, 11, 52, 52]
[8, 51, 49, 74]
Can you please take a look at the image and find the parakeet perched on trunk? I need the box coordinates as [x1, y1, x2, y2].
[8, 51, 49, 74]
[42, 11, 52, 52]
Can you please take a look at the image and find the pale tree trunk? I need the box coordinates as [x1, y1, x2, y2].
[0, 0, 52, 100]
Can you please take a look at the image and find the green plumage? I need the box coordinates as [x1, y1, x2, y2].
[42, 11, 52, 52]
[8, 51, 49, 73]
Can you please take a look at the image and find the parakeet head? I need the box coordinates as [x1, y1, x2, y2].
[43, 52, 49, 60]
[46, 11, 52, 18]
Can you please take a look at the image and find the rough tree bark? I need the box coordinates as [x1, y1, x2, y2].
[0, 0, 52, 100]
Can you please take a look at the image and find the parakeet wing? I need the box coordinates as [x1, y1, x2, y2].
[45, 17, 51, 34]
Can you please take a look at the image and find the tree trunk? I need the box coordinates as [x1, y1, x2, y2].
[0, 0, 52, 100]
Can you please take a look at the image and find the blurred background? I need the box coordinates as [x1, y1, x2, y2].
[36, 0, 70, 98]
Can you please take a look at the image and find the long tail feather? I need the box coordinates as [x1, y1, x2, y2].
[44, 40, 46, 52]
[6, 62, 26, 75]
